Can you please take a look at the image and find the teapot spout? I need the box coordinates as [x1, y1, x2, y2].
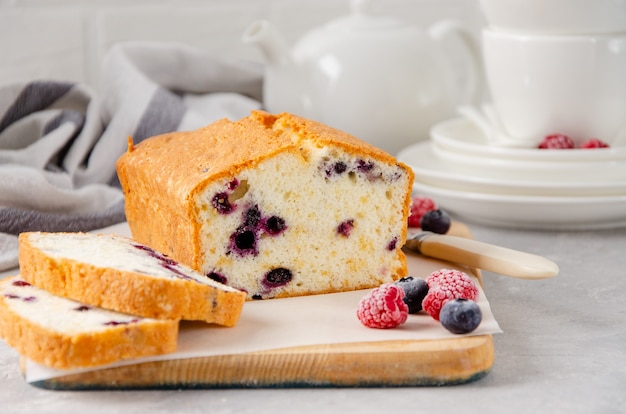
[242, 20, 292, 67]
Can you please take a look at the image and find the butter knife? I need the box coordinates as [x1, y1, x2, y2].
[403, 232, 559, 280]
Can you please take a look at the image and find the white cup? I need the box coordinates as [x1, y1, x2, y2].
[479, 0, 626, 35]
[482, 28, 626, 146]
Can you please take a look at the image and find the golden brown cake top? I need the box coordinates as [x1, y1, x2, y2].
[116, 111, 404, 202]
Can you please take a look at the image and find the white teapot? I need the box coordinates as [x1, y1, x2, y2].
[243, 0, 482, 155]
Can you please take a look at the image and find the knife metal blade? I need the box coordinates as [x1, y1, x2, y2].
[403, 232, 559, 280]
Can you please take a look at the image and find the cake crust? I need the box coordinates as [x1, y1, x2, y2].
[18, 232, 247, 326]
[0, 276, 178, 370]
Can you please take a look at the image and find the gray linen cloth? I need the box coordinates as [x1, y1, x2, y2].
[0, 41, 263, 271]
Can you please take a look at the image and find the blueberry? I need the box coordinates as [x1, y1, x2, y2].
[439, 298, 482, 334]
[104, 320, 138, 326]
[162, 263, 193, 281]
[227, 178, 240, 190]
[322, 160, 348, 178]
[263, 216, 286, 235]
[207, 271, 227, 285]
[233, 228, 256, 252]
[420, 209, 451, 234]
[356, 159, 374, 172]
[243, 206, 261, 227]
[337, 219, 354, 237]
[394, 276, 429, 313]
[263, 268, 293, 288]
[334, 162, 347, 174]
[212, 192, 235, 214]
[132, 243, 157, 254]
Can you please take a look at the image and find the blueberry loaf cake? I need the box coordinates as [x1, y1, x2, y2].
[0, 276, 178, 369]
[116, 111, 415, 299]
[18, 232, 247, 326]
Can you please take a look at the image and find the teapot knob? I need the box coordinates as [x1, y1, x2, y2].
[352, 0, 376, 16]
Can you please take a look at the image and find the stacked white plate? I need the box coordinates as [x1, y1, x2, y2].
[397, 117, 626, 230]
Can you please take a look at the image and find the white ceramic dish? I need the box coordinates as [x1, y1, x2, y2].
[430, 117, 626, 162]
[410, 180, 626, 230]
[401, 151, 626, 197]
[430, 142, 626, 182]
[398, 140, 626, 184]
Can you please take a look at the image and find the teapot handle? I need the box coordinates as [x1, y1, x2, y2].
[428, 20, 484, 107]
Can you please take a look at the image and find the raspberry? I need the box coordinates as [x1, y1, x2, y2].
[422, 269, 479, 321]
[580, 138, 610, 149]
[538, 133, 575, 149]
[425, 268, 475, 290]
[356, 284, 408, 329]
[408, 196, 437, 227]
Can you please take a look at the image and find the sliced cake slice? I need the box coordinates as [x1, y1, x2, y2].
[18, 232, 247, 326]
[0, 276, 178, 369]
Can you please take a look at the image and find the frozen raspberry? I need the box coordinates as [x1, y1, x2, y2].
[422, 269, 479, 321]
[425, 268, 475, 290]
[356, 284, 408, 329]
[538, 134, 575, 149]
[580, 138, 610, 149]
[408, 196, 437, 227]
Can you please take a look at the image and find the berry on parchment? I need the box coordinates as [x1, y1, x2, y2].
[420, 209, 451, 234]
[394, 276, 429, 314]
[408, 196, 437, 227]
[422, 269, 479, 321]
[356, 284, 408, 329]
[440, 298, 482, 334]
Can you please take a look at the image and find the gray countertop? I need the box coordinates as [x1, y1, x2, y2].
[1, 222, 625, 414]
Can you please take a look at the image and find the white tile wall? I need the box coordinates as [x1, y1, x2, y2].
[0, 0, 485, 89]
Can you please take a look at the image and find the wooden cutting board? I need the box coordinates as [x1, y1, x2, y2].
[26, 222, 496, 390]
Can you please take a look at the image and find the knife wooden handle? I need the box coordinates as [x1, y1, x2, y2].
[407, 233, 559, 280]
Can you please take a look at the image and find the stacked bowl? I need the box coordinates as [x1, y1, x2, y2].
[397, 118, 626, 230]
[397, 0, 626, 230]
